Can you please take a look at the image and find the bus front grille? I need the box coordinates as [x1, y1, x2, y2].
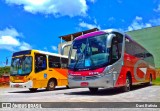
[72, 76, 98, 81]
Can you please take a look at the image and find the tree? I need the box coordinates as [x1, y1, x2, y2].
[0, 66, 10, 77]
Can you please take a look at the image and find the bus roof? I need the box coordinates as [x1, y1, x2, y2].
[35, 50, 68, 58]
[75, 31, 105, 41]
[74, 29, 125, 41]
[12, 50, 68, 58]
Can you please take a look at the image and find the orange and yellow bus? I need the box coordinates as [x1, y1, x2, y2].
[10, 50, 68, 91]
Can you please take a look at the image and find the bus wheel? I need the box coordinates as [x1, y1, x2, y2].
[66, 85, 70, 89]
[123, 76, 131, 92]
[148, 75, 152, 86]
[89, 88, 98, 93]
[46, 79, 56, 91]
[29, 88, 37, 92]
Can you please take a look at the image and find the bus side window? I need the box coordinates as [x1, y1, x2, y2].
[111, 34, 123, 63]
[35, 54, 47, 73]
[61, 58, 68, 69]
[111, 38, 119, 63]
[48, 56, 61, 68]
[111, 33, 123, 63]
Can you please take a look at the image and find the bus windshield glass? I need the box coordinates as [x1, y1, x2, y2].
[10, 56, 32, 75]
[68, 34, 109, 70]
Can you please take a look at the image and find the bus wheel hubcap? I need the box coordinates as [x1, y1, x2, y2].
[126, 78, 130, 90]
[49, 82, 54, 88]
[150, 77, 152, 84]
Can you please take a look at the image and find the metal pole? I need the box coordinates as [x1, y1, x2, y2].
[71, 35, 73, 41]
[61, 37, 62, 44]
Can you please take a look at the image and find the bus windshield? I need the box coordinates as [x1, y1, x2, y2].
[68, 34, 110, 70]
[10, 56, 32, 75]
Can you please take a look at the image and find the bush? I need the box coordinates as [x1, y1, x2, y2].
[0, 66, 10, 76]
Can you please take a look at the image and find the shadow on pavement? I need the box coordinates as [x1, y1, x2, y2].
[65, 84, 151, 96]
[8, 87, 69, 93]
[8, 84, 151, 94]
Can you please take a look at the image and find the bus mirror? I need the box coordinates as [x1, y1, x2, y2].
[107, 34, 116, 48]
[61, 43, 72, 55]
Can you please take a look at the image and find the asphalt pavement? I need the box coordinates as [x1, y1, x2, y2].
[0, 85, 160, 111]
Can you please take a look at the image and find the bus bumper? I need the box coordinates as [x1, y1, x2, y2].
[10, 80, 33, 88]
[68, 74, 114, 88]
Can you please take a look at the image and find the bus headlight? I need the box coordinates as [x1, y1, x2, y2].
[68, 75, 74, 79]
[104, 65, 115, 74]
[108, 68, 114, 74]
[97, 73, 105, 77]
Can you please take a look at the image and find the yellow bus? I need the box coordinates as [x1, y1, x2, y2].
[10, 50, 68, 91]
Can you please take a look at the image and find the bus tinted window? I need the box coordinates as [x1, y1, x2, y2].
[61, 58, 68, 68]
[125, 37, 145, 58]
[11, 56, 32, 75]
[48, 56, 61, 68]
[144, 51, 155, 66]
[111, 32, 123, 63]
[35, 54, 47, 72]
[125, 36, 155, 66]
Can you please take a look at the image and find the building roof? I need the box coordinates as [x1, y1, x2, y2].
[59, 28, 99, 42]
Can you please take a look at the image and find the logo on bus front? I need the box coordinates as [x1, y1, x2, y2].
[82, 77, 86, 81]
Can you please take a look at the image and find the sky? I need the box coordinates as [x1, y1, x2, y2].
[0, 0, 160, 66]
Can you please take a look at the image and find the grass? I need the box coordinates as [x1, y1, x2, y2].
[152, 77, 160, 86]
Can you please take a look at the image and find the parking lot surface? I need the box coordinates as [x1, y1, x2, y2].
[0, 85, 160, 111]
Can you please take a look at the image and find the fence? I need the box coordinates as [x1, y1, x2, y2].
[0, 76, 9, 86]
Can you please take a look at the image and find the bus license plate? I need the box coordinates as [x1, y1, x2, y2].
[14, 84, 20, 88]
[81, 82, 89, 86]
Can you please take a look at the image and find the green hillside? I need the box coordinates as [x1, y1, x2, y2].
[126, 26, 160, 68]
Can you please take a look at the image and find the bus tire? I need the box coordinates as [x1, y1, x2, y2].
[29, 88, 37, 92]
[148, 74, 152, 86]
[123, 75, 131, 92]
[89, 88, 98, 93]
[46, 79, 56, 91]
[66, 85, 70, 89]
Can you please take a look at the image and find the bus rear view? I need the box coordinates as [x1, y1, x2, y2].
[68, 29, 156, 93]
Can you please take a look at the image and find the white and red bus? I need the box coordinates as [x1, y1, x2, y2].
[67, 29, 156, 93]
